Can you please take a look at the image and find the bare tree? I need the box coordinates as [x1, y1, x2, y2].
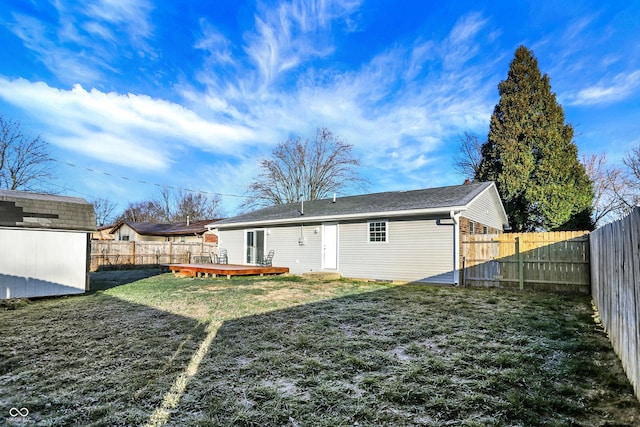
[622, 145, 640, 209]
[90, 197, 119, 226]
[582, 153, 628, 226]
[453, 132, 483, 180]
[116, 200, 165, 223]
[244, 127, 365, 208]
[156, 186, 173, 222]
[0, 116, 55, 191]
[624, 145, 640, 183]
[114, 188, 223, 224]
[171, 190, 223, 222]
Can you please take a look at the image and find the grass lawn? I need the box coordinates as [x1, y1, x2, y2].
[1, 270, 639, 426]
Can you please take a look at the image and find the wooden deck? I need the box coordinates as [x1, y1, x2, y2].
[161, 263, 289, 279]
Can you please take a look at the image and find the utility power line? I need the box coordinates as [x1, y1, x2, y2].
[53, 159, 250, 199]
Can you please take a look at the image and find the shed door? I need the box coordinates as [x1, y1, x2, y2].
[323, 224, 338, 270]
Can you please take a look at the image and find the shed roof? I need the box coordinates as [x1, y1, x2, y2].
[215, 181, 505, 228]
[0, 190, 95, 232]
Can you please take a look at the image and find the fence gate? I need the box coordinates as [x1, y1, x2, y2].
[461, 231, 590, 293]
[461, 234, 500, 287]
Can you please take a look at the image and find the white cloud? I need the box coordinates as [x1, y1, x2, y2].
[7, 12, 106, 82]
[182, 9, 496, 184]
[195, 19, 235, 66]
[242, 0, 362, 88]
[0, 78, 256, 170]
[442, 12, 488, 69]
[3, 5, 499, 200]
[7, 0, 155, 85]
[571, 70, 640, 105]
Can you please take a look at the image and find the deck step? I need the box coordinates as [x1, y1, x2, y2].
[302, 272, 342, 280]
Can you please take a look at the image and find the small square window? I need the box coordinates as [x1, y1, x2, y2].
[369, 221, 387, 242]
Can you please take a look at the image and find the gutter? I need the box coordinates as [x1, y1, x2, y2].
[450, 210, 461, 286]
[215, 205, 469, 229]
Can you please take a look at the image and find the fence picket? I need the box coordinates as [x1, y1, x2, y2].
[461, 230, 590, 293]
[90, 241, 218, 271]
[591, 207, 640, 402]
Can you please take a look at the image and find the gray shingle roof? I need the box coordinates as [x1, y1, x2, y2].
[215, 181, 495, 227]
[110, 219, 221, 236]
[0, 190, 95, 231]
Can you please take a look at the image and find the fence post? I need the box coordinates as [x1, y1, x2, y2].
[130, 241, 136, 266]
[515, 236, 524, 290]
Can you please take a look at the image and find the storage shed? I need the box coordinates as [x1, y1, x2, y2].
[212, 181, 509, 284]
[0, 190, 95, 299]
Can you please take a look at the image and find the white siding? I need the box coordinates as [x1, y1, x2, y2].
[221, 218, 456, 282]
[218, 229, 245, 264]
[219, 225, 323, 274]
[465, 186, 508, 231]
[267, 225, 322, 274]
[1, 228, 88, 299]
[338, 218, 455, 283]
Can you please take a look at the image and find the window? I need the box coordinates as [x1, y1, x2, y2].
[369, 221, 387, 242]
[469, 221, 475, 234]
[120, 235, 129, 241]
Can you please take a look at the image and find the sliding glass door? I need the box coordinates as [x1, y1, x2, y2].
[246, 229, 265, 264]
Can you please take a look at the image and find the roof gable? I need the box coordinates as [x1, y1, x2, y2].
[216, 182, 502, 227]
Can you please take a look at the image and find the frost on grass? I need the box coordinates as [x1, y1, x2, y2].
[1, 277, 639, 426]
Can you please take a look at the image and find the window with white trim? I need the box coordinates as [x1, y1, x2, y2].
[368, 221, 387, 242]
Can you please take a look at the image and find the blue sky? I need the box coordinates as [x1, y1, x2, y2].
[1, 0, 639, 216]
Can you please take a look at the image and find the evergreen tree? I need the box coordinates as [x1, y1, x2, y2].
[476, 46, 593, 231]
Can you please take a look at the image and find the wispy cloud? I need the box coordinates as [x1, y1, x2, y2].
[7, 12, 106, 82]
[0, 77, 255, 170]
[442, 12, 488, 69]
[1, 0, 503, 202]
[181, 9, 497, 187]
[6, 0, 155, 85]
[571, 70, 640, 105]
[3, 8, 498, 194]
[242, 0, 362, 88]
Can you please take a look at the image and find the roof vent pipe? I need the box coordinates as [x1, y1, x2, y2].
[332, 193, 336, 203]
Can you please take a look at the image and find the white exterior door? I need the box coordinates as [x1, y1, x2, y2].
[323, 224, 338, 270]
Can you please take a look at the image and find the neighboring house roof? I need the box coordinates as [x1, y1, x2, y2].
[0, 189, 95, 232]
[92, 225, 116, 240]
[110, 219, 222, 236]
[214, 181, 508, 228]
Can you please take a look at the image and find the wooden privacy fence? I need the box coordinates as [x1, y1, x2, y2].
[90, 241, 218, 271]
[461, 231, 590, 293]
[591, 207, 640, 401]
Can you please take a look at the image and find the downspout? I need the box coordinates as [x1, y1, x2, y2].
[450, 210, 461, 285]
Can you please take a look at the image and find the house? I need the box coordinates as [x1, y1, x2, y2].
[0, 190, 96, 299]
[109, 219, 220, 243]
[92, 224, 116, 240]
[212, 182, 509, 284]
